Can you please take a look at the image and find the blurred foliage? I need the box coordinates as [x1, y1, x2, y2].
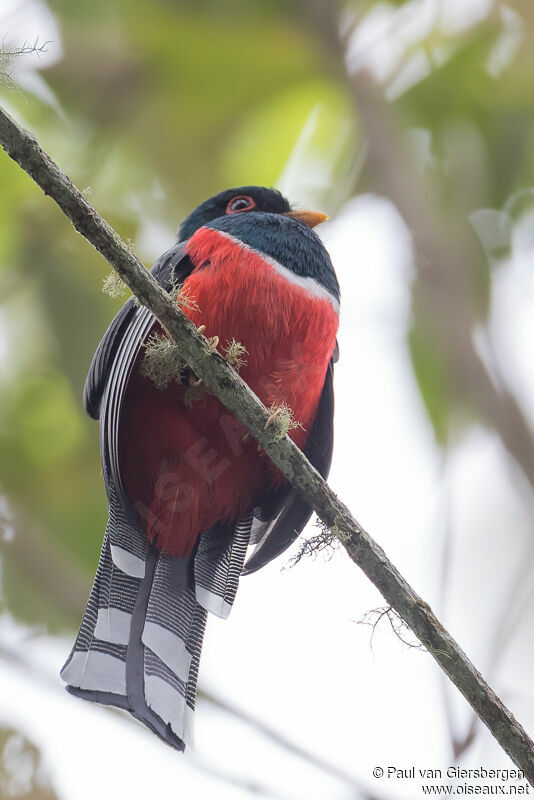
[0, 728, 58, 800]
[347, 0, 534, 444]
[0, 0, 533, 630]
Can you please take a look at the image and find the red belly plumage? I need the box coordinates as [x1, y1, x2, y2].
[119, 227, 339, 556]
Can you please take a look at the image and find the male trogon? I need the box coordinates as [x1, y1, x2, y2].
[61, 186, 340, 750]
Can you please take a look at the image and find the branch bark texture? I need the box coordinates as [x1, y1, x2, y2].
[1, 104, 533, 781]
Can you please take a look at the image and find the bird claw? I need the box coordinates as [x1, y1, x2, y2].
[264, 407, 282, 430]
[197, 324, 206, 335]
[189, 375, 202, 387]
[208, 335, 219, 353]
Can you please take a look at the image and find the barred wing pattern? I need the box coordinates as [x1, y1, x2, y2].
[61, 489, 251, 749]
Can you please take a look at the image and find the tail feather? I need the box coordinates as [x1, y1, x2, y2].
[61, 490, 249, 750]
[140, 550, 204, 749]
[106, 490, 148, 578]
[194, 517, 251, 618]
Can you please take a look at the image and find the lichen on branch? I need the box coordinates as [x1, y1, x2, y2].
[264, 402, 303, 442]
[169, 279, 200, 313]
[102, 271, 128, 298]
[223, 338, 248, 371]
[140, 332, 184, 391]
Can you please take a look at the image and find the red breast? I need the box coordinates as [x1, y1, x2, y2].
[119, 226, 339, 556]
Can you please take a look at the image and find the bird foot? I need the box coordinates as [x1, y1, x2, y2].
[208, 335, 219, 353]
[196, 324, 206, 335]
[264, 407, 282, 429]
[189, 375, 202, 387]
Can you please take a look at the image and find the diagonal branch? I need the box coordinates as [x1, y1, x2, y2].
[1, 104, 534, 782]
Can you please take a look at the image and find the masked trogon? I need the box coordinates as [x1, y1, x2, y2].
[61, 186, 340, 750]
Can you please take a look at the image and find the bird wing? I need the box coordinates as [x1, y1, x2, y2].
[242, 356, 336, 575]
[82, 242, 194, 504]
[83, 242, 191, 420]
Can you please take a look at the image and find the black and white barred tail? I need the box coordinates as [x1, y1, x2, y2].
[61, 490, 251, 750]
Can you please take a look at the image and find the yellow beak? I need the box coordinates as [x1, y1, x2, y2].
[283, 210, 329, 228]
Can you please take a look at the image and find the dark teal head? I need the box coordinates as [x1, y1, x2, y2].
[179, 185, 337, 301]
[179, 186, 291, 242]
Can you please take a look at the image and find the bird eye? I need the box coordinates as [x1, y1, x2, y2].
[226, 195, 255, 214]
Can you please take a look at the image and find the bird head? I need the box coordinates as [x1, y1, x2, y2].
[178, 186, 328, 242]
[180, 187, 339, 306]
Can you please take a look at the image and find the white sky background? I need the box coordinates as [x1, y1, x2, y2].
[1, 0, 534, 798]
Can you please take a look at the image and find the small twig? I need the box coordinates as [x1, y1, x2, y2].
[0, 37, 50, 89]
[290, 517, 348, 566]
[359, 605, 425, 652]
